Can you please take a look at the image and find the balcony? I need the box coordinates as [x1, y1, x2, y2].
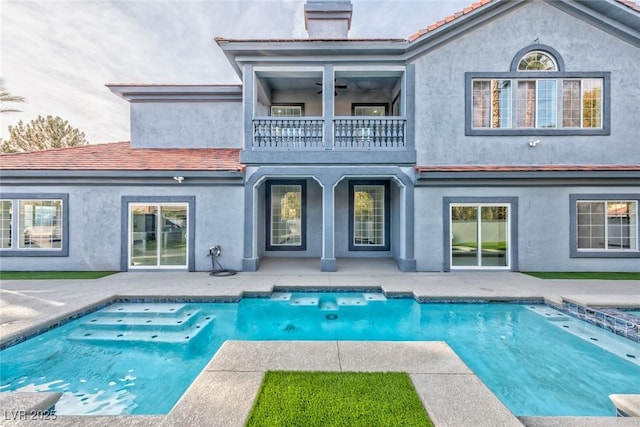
[242, 67, 414, 165]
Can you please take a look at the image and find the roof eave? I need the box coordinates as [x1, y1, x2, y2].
[554, 0, 640, 47]
[107, 84, 243, 103]
[0, 169, 245, 180]
[215, 38, 409, 73]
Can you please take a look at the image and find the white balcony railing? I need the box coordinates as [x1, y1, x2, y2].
[252, 118, 324, 149]
[334, 117, 406, 149]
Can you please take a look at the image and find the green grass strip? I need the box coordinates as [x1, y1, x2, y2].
[0, 271, 118, 280]
[246, 371, 432, 427]
[524, 272, 640, 280]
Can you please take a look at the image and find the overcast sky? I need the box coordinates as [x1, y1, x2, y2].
[1, 0, 470, 143]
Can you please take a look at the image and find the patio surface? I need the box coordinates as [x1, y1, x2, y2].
[1, 260, 639, 426]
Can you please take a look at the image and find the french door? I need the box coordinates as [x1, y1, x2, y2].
[451, 204, 510, 269]
[128, 203, 188, 268]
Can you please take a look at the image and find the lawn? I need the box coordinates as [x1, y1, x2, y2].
[0, 271, 118, 280]
[524, 272, 640, 280]
[246, 371, 432, 427]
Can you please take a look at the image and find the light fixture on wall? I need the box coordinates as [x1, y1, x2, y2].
[173, 176, 184, 184]
[528, 139, 540, 148]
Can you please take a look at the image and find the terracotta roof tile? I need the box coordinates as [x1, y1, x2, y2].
[408, 0, 495, 42]
[617, 0, 640, 12]
[408, 0, 639, 43]
[415, 164, 640, 173]
[0, 142, 244, 172]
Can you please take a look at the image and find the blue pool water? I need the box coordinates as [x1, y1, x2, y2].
[1, 292, 639, 417]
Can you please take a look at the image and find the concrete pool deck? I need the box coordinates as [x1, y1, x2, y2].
[1, 263, 639, 426]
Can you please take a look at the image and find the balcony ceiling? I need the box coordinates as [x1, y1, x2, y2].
[263, 75, 399, 92]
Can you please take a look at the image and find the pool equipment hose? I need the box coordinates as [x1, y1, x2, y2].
[208, 245, 237, 277]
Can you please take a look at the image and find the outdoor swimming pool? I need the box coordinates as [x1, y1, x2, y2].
[1, 292, 639, 417]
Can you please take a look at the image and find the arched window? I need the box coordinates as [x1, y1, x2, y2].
[467, 44, 608, 135]
[517, 51, 557, 71]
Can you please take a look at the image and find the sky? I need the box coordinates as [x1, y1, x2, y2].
[1, 0, 470, 144]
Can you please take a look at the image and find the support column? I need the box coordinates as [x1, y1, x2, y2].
[398, 179, 416, 272]
[320, 180, 337, 272]
[242, 177, 259, 272]
[243, 65, 254, 151]
[323, 64, 334, 151]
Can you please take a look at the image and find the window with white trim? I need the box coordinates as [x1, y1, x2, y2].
[266, 180, 306, 251]
[518, 51, 557, 71]
[577, 200, 637, 251]
[0, 194, 68, 256]
[270, 105, 303, 117]
[0, 200, 12, 249]
[467, 46, 608, 135]
[472, 77, 602, 130]
[348, 180, 390, 251]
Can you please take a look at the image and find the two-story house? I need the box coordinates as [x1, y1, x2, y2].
[1, 0, 639, 273]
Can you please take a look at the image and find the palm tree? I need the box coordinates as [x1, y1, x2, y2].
[0, 77, 26, 113]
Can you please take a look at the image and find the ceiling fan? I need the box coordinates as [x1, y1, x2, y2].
[315, 80, 348, 95]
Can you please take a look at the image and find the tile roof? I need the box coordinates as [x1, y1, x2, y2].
[408, 0, 493, 42]
[407, 0, 640, 42]
[618, 0, 640, 12]
[0, 142, 243, 172]
[415, 164, 640, 173]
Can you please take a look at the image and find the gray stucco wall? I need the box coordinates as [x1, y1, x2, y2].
[130, 102, 243, 148]
[412, 1, 640, 166]
[1, 183, 244, 272]
[415, 185, 640, 272]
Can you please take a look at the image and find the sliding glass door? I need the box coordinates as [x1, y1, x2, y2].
[451, 204, 510, 268]
[129, 203, 188, 268]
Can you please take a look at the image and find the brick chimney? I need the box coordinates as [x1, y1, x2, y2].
[304, 0, 353, 39]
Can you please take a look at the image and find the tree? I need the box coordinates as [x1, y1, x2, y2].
[1, 115, 88, 153]
[0, 77, 26, 113]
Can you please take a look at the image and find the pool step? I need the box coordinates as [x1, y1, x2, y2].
[68, 316, 214, 345]
[289, 296, 319, 306]
[525, 305, 570, 321]
[80, 310, 207, 331]
[272, 293, 386, 308]
[98, 303, 189, 317]
[67, 303, 215, 345]
[336, 296, 367, 306]
[525, 305, 640, 366]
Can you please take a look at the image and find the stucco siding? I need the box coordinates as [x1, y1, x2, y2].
[412, 1, 640, 166]
[415, 185, 640, 272]
[1, 184, 244, 272]
[131, 102, 243, 148]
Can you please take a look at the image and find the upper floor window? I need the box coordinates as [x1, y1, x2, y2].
[517, 51, 557, 71]
[466, 45, 609, 136]
[353, 104, 387, 117]
[270, 104, 303, 117]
